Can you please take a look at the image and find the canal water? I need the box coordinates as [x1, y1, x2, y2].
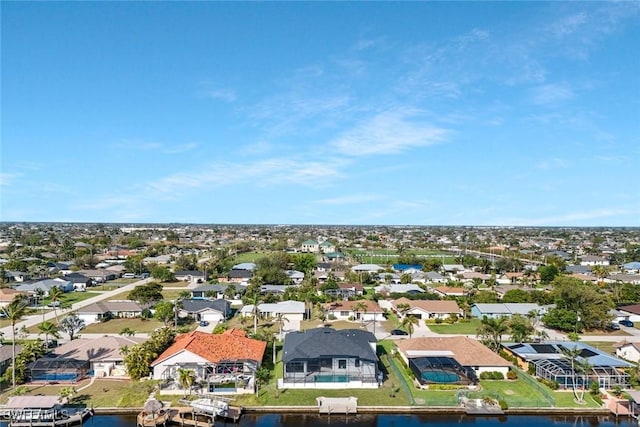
[42, 413, 638, 427]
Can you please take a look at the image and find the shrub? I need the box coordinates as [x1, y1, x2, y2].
[435, 318, 443, 324]
[480, 371, 505, 380]
[506, 370, 517, 380]
[499, 399, 508, 410]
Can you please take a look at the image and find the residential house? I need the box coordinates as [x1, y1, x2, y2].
[319, 241, 336, 254]
[174, 270, 206, 283]
[143, 254, 173, 265]
[180, 299, 231, 324]
[374, 284, 424, 295]
[63, 272, 92, 291]
[279, 328, 380, 389]
[351, 264, 384, 274]
[77, 269, 117, 283]
[0, 288, 29, 307]
[503, 341, 632, 389]
[286, 270, 305, 284]
[0, 345, 22, 376]
[615, 340, 640, 363]
[221, 269, 253, 283]
[324, 300, 383, 323]
[391, 298, 463, 320]
[151, 329, 267, 395]
[321, 283, 364, 299]
[471, 303, 544, 319]
[231, 262, 256, 271]
[395, 337, 511, 385]
[240, 300, 306, 322]
[424, 271, 447, 284]
[44, 336, 144, 378]
[15, 278, 74, 296]
[3, 270, 31, 283]
[76, 300, 144, 326]
[622, 262, 640, 274]
[300, 239, 320, 253]
[191, 283, 245, 299]
[442, 264, 466, 274]
[608, 274, 640, 285]
[617, 304, 640, 323]
[430, 286, 465, 298]
[580, 255, 610, 266]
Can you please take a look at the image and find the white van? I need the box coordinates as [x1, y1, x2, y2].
[122, 273, 136, 279]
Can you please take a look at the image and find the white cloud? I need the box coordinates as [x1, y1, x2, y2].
[314, 194, 381, 205]
[549, 12, 588, 37]
[497, 208, 633, 226]
[112, 140, 198, 154]
[330, 111, 448, 156]
[143, 156, 349, 200]
[204, 88, 237, 103]
[532, 83, 574, 106]
[0, 173, 19, 187]
[536, 158, 568, 170]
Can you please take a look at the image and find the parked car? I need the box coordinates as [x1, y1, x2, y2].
[619, 319, 635, 327]
[122, 273, 136, 279]
[199, 320, 210, 327]
[607, 323, 621, 330]
[390, 329, 408, 336]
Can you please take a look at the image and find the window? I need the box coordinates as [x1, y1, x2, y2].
[338, 360, 347, 369]
[355, 359, 360, 368]
[286, 362, 305, 373]
[340, 311, 349, 317]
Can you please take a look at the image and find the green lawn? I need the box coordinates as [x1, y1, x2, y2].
[426, 319, 481, 335]
[80, 318, 166, 334]
[233, 251, 276, 264]
[552, 390, 601, 408]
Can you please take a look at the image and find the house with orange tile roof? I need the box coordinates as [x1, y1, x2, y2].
[151, 329, 266, 395]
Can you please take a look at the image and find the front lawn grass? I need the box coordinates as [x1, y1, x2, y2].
[80, 318, 166, 334]
[426, 319, 481, 335]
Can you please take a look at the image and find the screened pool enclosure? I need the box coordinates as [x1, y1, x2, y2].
[408, 356, 477, 386]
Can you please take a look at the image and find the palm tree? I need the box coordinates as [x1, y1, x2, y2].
[400, 315, 419, 338]
[176, 367, 196, 397]
[353, 301, 368, 326]
[396, 303, 410, 318]
[274, 313, 289, 340]
[59, 313, 85, 341]
[48, 286, 64, 321]
[476, 316, 509, 352]
[251, 294, 261, 335]
[38, 320, 61, 348]
[1, 295, 29, 388]
[560, 345, 586, 403]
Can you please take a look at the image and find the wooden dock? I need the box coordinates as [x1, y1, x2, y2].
[137, 405, 242, 427]
[316, 397, 358, 415]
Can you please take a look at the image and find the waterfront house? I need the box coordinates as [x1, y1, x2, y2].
[34, 336, 144, 379]
[395, 337, 511, 385]
[151, 329, 266, 395]
[502, 341, 632, 389]
[279, 328, 380, 389]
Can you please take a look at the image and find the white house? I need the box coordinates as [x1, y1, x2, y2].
[615, 341, 640, 363]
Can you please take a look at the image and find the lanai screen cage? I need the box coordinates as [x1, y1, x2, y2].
[29, 358, 90, 383]
[409, 356, 477, 386]
[532, 358, 630, 389]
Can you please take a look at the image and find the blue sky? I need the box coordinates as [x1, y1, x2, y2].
[2, 2, 639, 226]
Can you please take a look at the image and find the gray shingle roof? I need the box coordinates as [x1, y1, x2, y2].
[282, 328, 377, 363]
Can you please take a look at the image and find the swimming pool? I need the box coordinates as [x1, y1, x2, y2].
[421, 370, 460, 383]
